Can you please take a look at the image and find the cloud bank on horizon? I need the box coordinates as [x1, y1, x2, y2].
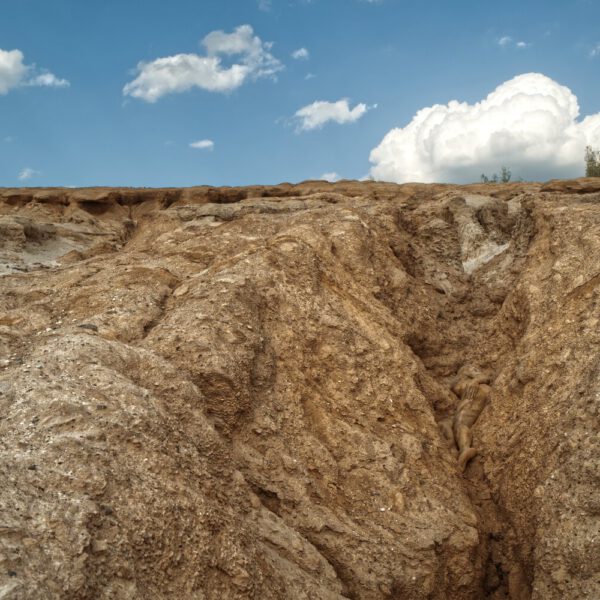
[369, 73, 600, 183]
[123, 25, 282, 102]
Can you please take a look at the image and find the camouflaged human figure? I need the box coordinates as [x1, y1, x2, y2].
[451, 365, 492, 471]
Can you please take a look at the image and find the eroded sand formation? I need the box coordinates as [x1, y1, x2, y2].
[0, 179, 599, 599]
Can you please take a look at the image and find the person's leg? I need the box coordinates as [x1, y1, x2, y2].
[454, 422, 472, 453]
[458, 447, 477, 471]
[455, 422, 476, 471]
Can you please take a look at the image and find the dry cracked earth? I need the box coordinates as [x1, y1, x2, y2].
[0, 179, 599, 599]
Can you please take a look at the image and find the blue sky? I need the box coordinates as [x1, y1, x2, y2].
[1, 0, 599, 187]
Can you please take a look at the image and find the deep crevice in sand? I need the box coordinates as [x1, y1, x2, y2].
[400, 193, 536, 598]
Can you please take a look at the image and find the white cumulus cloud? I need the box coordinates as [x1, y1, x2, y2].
[18, 167, 40, 181]
[123, 25, 282, 102]
[189, 139, 214, 150]
[369, 73, 600, 183]
[320, 172, 340, 182]
[292, 47, 309, 60]
[294, 99, 374, 131]
[0, 49, 69, 94]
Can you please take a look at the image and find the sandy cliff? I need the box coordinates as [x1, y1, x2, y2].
[0, 179, 599, 599]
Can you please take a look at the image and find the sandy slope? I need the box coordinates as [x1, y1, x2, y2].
[0, 179, 599, 599]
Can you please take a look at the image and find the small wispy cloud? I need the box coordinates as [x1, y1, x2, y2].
[590, 43, 600, 58]
[305, 72, 316, 80]
[292, 47, 309, 60]
[26, 72, 70, 88]
[497, 36, 531, 49]
[293, 98, 376, 132]
[189, 139, 214, 150]
[258, 0, 271, 11]
[320, 172, 340, 182]
[18, 167, 40, 181]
